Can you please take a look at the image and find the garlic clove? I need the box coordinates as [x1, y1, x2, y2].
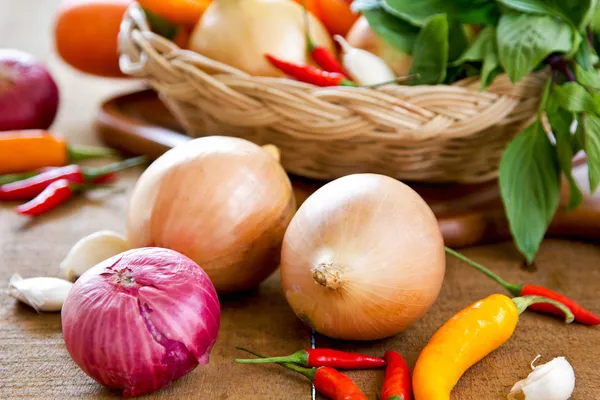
[9, 274, 73, 312]
[60, 230, 130, 281]
[508, 356, 575, 400]
[334, 35, 396, 86]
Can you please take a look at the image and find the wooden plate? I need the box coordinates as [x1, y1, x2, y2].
[96, 88, 600, 250]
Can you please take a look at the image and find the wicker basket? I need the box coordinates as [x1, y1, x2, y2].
[118, 3, 547, 183]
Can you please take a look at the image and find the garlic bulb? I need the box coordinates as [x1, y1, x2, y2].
[8, 274, 73, 312]
[508, 355, 575, 400]
[60, 230, 130, 281]
[334, 35, 395, 86]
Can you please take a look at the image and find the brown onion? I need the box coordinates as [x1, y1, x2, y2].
[280, 174, 445, 341]
[126, 136, 296, 293]
[346, 17, 413, 77]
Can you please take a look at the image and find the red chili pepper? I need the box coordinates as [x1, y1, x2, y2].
[381, 351, 412, 400]
[0, 156, 146, 201]
[237, 347, 366, 400]
[446, 247, 600, 326]
[15, 179, 74, 216]
[265, 54, 355, 87]
[235, 348, 385, 369]
[300, 0, 351, 79]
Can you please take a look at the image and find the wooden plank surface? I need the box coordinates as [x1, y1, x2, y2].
[1, 1, 600, 399]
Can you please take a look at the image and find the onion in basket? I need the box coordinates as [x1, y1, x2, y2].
[346, 17, 413, 77]
[126, 136, 296, 293]
[188, 0, 335, 77]
[280, 174, 445, 341]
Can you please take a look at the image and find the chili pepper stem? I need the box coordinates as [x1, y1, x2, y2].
[301, 0, 316, 52]
[513, 295, 575, 323]
[386, 396, 404, 400]
[83, 155, 148, 181]
[235, 346, 316, 381]
[445, 247, 523, 296]
[0, 171, 39, 185]
[235, 350, 309, 366]
[66, 144, 118, 162]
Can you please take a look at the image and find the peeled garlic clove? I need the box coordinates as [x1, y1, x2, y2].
[335, 35, 395, 86]
[508, 356, 575, 400]
[9, 274, 73, 312]
[60, 230, 130, 281]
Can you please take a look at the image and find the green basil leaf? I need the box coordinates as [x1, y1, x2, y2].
[497, 0, 596, 31]
[584, 114, 600, 192]
[574, 41, 595, 71]
[381, 0, 448, 27]
[573, 115, 586, 153]
[497, 13, 573, 83]
[547, 107, 583, 210]
[481, 39, 500, 90]
[499, 120, 561, 263]
[451, 26, 495, 65]
[575, 64, 600, 89]
[591, 2, 600, 33]
[448, 21, 469, 62]
[454, 3, 499, 25]
[408, 14, 449, 85]
[552, 82, 600, 113]
[361, 8, 420, 54]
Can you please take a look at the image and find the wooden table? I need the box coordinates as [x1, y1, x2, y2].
[1, 2, 599, 398]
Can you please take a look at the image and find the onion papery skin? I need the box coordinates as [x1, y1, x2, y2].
[280, 174, 445, 341]
[61, 247, 221, 397]
[126, 136, 296, 293]
[0, 49, 60, 131]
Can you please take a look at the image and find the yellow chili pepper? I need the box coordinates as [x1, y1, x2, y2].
[0, 130, 116, 174]
[412, 294, 574, 400]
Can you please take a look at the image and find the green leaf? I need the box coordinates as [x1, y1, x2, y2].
[451, 26, 495, 65]
[552, 82, 600, 113]
[591, 2, 600, 33]
[573, 115, 586, 153]
[454, 3, 499, 25]
[575, 64, 600, 89]
[547, 106, 583, 210]
[499, 120, 561, 263]
[142, 7, 178, 41]
[381, 0, 448, 27]
[408, 14, 449, 84]
[497, 13, 573, 83]
[574, 40, 595, 71]
[361, 8, 419, 54]
[448, 21, 469, 62]
[497, 0, 596, 31]
[481, 41, 500, 90]
[584, 114, 600, 192]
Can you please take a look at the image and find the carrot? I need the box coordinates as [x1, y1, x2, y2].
[54, 0, 132, 78]
[138, 0, 212, 26]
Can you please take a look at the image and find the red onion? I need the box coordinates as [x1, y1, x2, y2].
[0, 49, 60, 131]
[62, 247, 220, 397]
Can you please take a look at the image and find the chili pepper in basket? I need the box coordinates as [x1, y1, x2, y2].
[301, 0, 351, 79]
[0, 156, 147, 201]
[265, 54, 356, 87]
[412, 294, 574, 400]
[235, 348, 385, 369]
[446, 247, 600, 326]
[381, 351, 412, 400]
[236, 347, 367, 400]
[0, 130, 117, 174]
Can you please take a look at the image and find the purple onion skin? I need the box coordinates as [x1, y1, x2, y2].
[62, 247, 221, 397]
[0, 49, 60, 131]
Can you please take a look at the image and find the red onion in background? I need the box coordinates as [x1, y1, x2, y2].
[62, 247, 221, 397]
[0, 49, 60, 131]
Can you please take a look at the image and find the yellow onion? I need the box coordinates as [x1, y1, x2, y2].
[126, 136, 296, 293]
[188, 0, 334, 77]
[345, 16, 413, 77]
[280, 174, 445, 340]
